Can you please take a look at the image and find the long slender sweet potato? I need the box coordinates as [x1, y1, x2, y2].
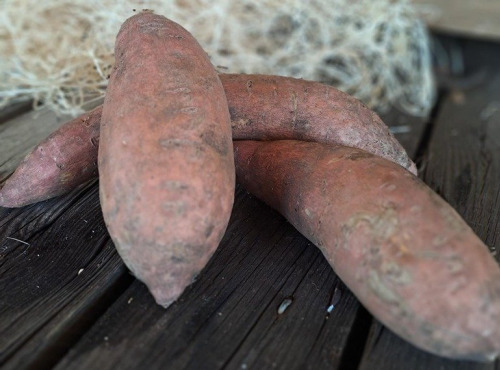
[233, 139, 500, 361]
[0, 75, 415, 208]
[98, 12, 235, 307]
[0, 105, 102, 207]
[223, 73, 416, 174]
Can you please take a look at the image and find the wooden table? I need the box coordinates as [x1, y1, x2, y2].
[1, 34, 499, 370]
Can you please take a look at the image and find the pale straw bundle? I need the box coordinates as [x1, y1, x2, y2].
[0, 0, 434, 117]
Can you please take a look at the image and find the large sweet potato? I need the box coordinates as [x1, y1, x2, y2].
[98, 12, 235, 307]
[0, 75, 415, 208]
[233, 139, 500, 361]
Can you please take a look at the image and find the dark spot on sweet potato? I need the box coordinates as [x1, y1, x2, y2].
[162, 200, 186, 216]
[161, 181, 189, 191]
[201, 76, 218, 92]
[200, 131, 229, 156]
[228, 107, 253, 131]
[170, 255, 186, 264]
[228, 106, 237, 119]
[90, 136, 99, 147]
[204, 224, 214, 238]
[159, 138, 199, 149]
[419, 322, 436, 338]
[182, 243, 206, 258]
[480, 278, 500, 312]
[293, 118, 309, 133]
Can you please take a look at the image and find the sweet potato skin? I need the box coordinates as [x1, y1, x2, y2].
[233, 140, 500, 361]
[0, 105, 101, 207]
[99, 12, 235, 307]
[223, 74, 416, 174]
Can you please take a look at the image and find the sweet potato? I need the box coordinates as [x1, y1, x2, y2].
[233, 139, 500, 361]
[224, 73, 416, 174]
[0, 105, 101, 207]
[98, 12, 235, 307]
[0, 75, 415, 208]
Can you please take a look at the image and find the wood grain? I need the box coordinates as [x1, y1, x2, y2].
[0, 181, 132, 370]
[414, 0, 500, 41]
[0, 101, 33, 126]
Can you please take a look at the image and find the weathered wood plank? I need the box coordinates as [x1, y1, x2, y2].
[0, 101, 33, 126]
[425, 77, 500, 253]
[0, 181, 132, 370]
[414, 0, 500, 41]
[359, 59, 500, 369]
